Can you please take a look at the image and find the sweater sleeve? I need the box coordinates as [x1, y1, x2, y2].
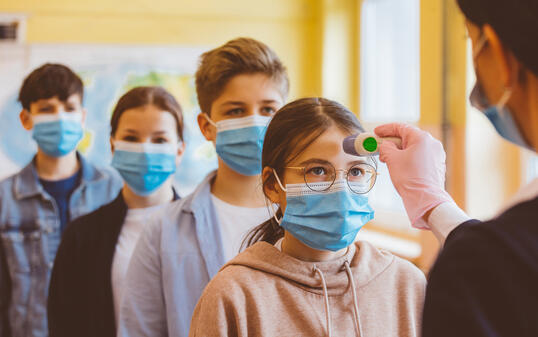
[117, 219, 167, 337]
[47, 221, 80, 337]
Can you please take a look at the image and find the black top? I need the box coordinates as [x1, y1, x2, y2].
[40, 169, 81, 232]
[48, 190, 179, 337]
[423, 196, 538, 337]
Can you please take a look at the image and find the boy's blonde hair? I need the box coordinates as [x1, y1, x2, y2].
[195, 37, 289, 115]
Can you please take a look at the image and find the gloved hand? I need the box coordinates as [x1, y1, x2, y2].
[374, 123, 454, 229]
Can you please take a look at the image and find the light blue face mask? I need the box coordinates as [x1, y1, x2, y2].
[32, 112, 84, 157]
[206, 114, 271, 176]
[471, 33, 532, 150]
[111, 141, 177, 196]
[273, 172, 375, 252]
[470, 83, 532, 150]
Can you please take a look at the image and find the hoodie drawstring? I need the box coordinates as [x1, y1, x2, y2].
[344, 261, 364, 337]
[313, 265, 332, 337]
[313, 262, 364, 337]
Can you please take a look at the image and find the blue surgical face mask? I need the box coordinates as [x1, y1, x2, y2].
[111, 141, 177, 196]
[32, 112, 84, 157]
[206, 114, 271, 176]
[273, 172, 375, 252]
[471, 34, 532, 150]
[470, 83, 532, 150]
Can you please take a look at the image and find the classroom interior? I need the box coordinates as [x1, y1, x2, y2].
[0, 0, 536, 272]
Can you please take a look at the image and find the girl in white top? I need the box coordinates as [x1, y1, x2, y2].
[48, 86, 185, 337]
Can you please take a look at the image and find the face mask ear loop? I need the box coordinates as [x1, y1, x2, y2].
[271, 168, 287, 225]
[472, 33, 488, 60]
[496, 87, 513, 113]
[203, 113, 217, 128]
[270, 203, 283, 225]
[272, 168, 287, 192]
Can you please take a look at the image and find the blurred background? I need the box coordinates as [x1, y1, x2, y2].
[0, 0, 536, 271]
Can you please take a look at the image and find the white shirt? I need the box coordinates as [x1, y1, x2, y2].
[211, 194, 270, 261]
[111, 203, 167, 322]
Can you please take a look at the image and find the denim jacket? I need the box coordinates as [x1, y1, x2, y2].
[118, 171, 227, 337]
[0, 154, 122, 337]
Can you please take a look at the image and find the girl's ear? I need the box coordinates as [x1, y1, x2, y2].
[109, 137, 115, 154]
[262, 166, 282, 204]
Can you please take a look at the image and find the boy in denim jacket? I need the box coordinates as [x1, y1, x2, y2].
[0, 64, 122, 337]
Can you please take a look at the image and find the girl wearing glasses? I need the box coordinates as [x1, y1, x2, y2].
[188, 97, 426, 337]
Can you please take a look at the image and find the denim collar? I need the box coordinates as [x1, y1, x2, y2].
[14, 152, 104, 200]
[183, 170, 217, 213]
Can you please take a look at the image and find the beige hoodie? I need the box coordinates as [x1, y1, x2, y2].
[189, 241, 426, 337]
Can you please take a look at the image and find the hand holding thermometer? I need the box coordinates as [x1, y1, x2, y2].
[343, 132, 402, 156]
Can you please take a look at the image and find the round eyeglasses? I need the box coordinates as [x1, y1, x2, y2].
[285, 161, 378, 194]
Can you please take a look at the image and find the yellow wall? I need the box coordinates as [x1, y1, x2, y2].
[0, 0, 324, 100]
[319, 0, 360, 113]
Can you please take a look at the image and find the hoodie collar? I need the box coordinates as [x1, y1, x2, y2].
[224, 241, 394, 296]
[182, 170, 217, 213]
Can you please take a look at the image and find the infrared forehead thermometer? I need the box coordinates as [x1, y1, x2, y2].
[343, 132, 402, 156]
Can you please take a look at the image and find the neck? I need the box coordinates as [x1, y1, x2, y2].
[35, 150, 80, 180]
[211, 158, 266, 207]
[122, 181, 174, 209]
[281, 231, 348, 262]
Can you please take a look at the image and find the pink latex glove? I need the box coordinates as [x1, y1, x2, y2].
[375, 123, 454, 229]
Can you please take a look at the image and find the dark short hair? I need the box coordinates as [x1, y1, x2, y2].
[110, 86, 184, 142]
[457, 0, 538, 75]
[195, 37, 289, 115]
[18, 63, 84, 110]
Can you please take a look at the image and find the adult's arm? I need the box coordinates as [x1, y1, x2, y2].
[422, 220, 526, 336]
[375, 123, 470, 243]
[427, 201, 471, 244]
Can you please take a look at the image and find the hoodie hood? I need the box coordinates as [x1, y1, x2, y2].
[222, 240, 395, 295]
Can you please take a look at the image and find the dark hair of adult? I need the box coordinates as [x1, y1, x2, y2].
[456, 0, 538, 75]
[242, 97, 368, 249]
[110, 86, 184, 142]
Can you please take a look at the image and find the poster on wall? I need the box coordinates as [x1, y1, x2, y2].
[0, 43, 216, 196]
